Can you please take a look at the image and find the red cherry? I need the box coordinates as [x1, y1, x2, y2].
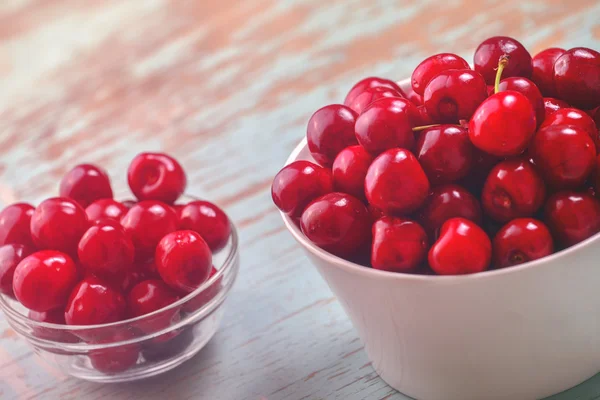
[120, 200, 178, 259]
[411, 53, 470, 95]
[474, 36, 532, 85]
[423, 69, 488, 123]
[544, 191, 600, 246]
[540, 108, 599, 152]
[331, 145, 374, 200]
[65, 276, 126, 325]
[416, 184, 482, 237]
[127, 279, 180, 333]
[531, 48, 566, 97]
[428, 218, 491, 275]
[300, 192, 371, 258]
[85, 199, 129, 223]
[177, 200, 231, 252]
[415, 125, 474, 185]
[30, 197, 88, 256]
[271, 161, 333, 218]
[89, 331, 140, 373]
[59, 164, 113, 208]
[482, 159, 546, 222]
[0, 203, 35, 247]
[543, 97, 570, 116]
[128, 152, 187, 204]
[365, 148, 430, 215]
[553, 47, 600, 110]
[344, 77, 402, 107]
[469, 91, 536, 156]
[497, 77, 544, 127]
[371, 217, 428, 273]
[493, 218, 553, 268]
[354, 97, 416, 155]
[181, 266, 221, 313]
[529, 125, 595, 189]
[397, 80, 423, 106]
[306, 104, 358, 166]
[0, 244, 33, 297]
[29, 308, 66, 324]
[347, 87, 401, 115]
[13, 250, 79, 312]
[155, 230, 212, 293]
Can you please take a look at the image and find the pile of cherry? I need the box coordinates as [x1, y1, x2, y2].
[273, 36, 600, 275]
[0, 152, 231, 370]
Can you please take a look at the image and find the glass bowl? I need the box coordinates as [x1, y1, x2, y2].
[0, 197, 240, 383]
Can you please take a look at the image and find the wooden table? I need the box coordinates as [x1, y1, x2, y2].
[0, 1, 599, 399]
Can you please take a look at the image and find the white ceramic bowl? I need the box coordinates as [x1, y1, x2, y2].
[280, 135, 600, 400]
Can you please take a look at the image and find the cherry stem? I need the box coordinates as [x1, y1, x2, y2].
[494, 55, 510, 94]
[412, 124, 460, 132]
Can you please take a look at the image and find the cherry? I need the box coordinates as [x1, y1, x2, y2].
[473, 36, 532, 85]
[540, 108, 599, 152]
[497, 77, 544, 127]
[481, 159, 546, 222]
[64, 276, 126, 325]
[155, 230, 212, 293]
[59, 164, 113, 208]
[415, 125, 474, 185]
[344, 77, 402, 107]
[78, 222, 135, 281]
[30, 197, 88, 257]
[354, 97, 416, 155]
[423, 69, 488, 123]
[543, 97, 570, 116]
[127, 279, 180, 333]
[397, 80, 423, 106]
[331, 145, 374, 200]
[0, 203, 35, 247]
[13, 250, 79, 312]
[371, 217, 428, 273]
[469, 91, 536, 156]
[428, 217, 492, 275]
[347, 87, 401, 115]
[300, 192, 371, 257]
[85, 199, 129, 223]
[493, 218, 553, 269]
[531, 48, 565, 97]
[120, 200, 178, 259]
[178, 200, 231, 252]
[416, 184, 482, 237]
[181, 266, 221, 313]
[529, 125, 595, 189]
[306, 104, 358, 166]
[0, 244, 33, 297]
[128, 152, 187, 204]
[411, 53, 470, 95]
[553, 47, 600, 110]
[365, 148, 430, 215]
[544, 191, 600, 246]
[29, 308, 66, 324]
[89, 331, 140, 373]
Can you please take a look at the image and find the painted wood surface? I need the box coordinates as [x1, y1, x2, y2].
[0, 1, 599, 399]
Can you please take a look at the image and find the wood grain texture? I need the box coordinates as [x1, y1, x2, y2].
[0, 0, 599, 399]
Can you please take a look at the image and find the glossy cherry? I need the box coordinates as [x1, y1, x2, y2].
[423, 69, 488, 123]
[0, 244, 33, 297]
[13, 250, 79, 312]
[428, 217, 491, 275]
[0, 203, 35, 247]
[89, 331, 140, 373]
[306, 104, 358, 166]
[473, 36, 532, 85]
[365, 148, 430, 215]
[531, 48, 565, 97]
[529, 125, 595, 189]
[553, 47, 600, 110]
[543, 97, 570, 116]
[482, 159, 546, 222]
[469, 91, 536, 156]
[331, 145, 374, 200]
[272, 160, 333, 219]
[411, 53, 470, 95]
[398, 80, 423, 106]
[344, 77, 402, 107]
[371, 217, 428, 273]
[127, 279, 180, 332]
[354, 97, 416, 155]
[497, 77, 545, 127]
[120, 200, 178, 259]
[416, 184, 482, 237]
[347, 87, 402, 115]
[155, 230, 212, 293]
[59, 164, 113, 208]
[181, 266, 221, 313]
[493, 218, 553, 269]
[415, 125, 474, 185]
[128, 152, 187, 204]
[540, 108, 599, 151]
[85, 199, 129, 223]
[178, 200, 231, 252]
[544, 191, 600, 246]
[300, 192, 371, 258]
[64, 276, 126, 325]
